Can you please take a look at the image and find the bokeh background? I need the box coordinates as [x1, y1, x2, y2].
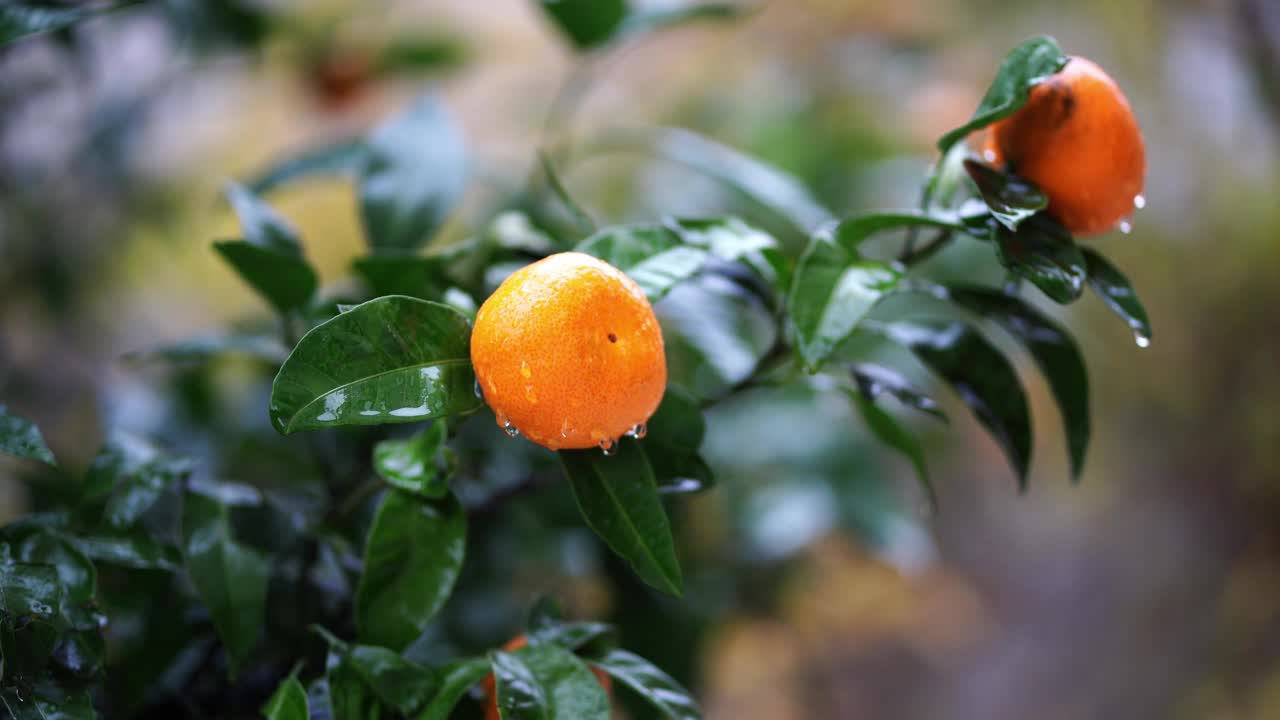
[3, 0, 1280, 718]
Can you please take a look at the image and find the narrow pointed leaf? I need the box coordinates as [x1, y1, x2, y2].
[851, 364, 946, 421]
[248, 139, 366, 194]
[356, 490, 466, 651]
[329, 641, 437, 717]
[576, 225, 709, 302]
[225, 183, 303, 255]
[853, 395, 935, 509]
[588, 648, 701, 720]
[992, 217, 1087, 304]
[1081, 247, 1152, 344]
[949, 286, 1090, 479]
[876, 320, 1033, 487]
[263, 675, 310, 720]
[214, 240, 318, 313]
[360, 95, 468, 252]
[0, 405, 55, 466]
[416, 658, 490, 720]
[561, 439, 682, 596]
[937, 36, 1069, 153]
[270, 296, 481, 434]
[74, 531, 181, 570]
[182, 490, 269, 675]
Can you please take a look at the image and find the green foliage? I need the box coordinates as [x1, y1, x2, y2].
[1, 18, 1156, 719]
[0, 0, 143, 46]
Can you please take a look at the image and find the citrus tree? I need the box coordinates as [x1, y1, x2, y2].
[0, 3, 1151, 719]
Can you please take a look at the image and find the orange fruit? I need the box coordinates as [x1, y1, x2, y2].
[981, 56, 1145, 236]
[470, 252, 667, 451]
[481, 635, 613, 720]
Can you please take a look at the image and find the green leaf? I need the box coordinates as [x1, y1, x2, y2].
[102, 454, 192, 530]
[264, 674, 310, 720]
[345, 645, 437, 717]
[561, 439, 682, 596]
[641, 387, 714, 495]
[492, 644, 610, 720]
[992, 216, 1087, 304]
[181, 490, 269, 675]
[937, 36, 1069, 153]
[356, 490, 466, 651]
[329, 658, 385, 720]
[248, 139, 366, 194]
[11, 530, 96, 605]
[964, 159, 1048, 231]
[852, 395, 935, 509]
[416, 657, 490, 720]
[214, 241, 318, 313]
[1081, 247, 1152, 345]
[360, 95, 468, 252]
[0, 405, 55, 466]
[657, 274, 777, 399]
[352, 254, 450, 300]
[74, 530, 182, 570]
[575, 225, 708, 302]
[665, 216, 778, 261]
[621, 3, 748, 37]
[529, 621, 617, 655]
[0, 0, 143, 46]
[269, 296, 480, 434]
[851, 364, 946, 421]
[539, 151, 596, 236]
[949, 287, 1090, 480]
[226, 183, 303, 255]
[874, 320, 1033, 488]
[588, 648, 700, 720]
[374, 35, 467, 75]
[599, 128, 833, 234]
[373, 422, 451, 498]
[0, 560, 62, 619]
[536, 0, 628, 49]
[789, 229, 902, 371]
[831, 210, 969, 246]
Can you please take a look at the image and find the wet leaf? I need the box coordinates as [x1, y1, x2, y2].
[949, 286, 1090, 479]
[937, 35, 1068, 153]
[851, 364, 946, 421]
[1082, 247, 1152, 344]
[417, 657, 490, 720]
[214, 240, 319, 313]
[642, 387, 715, 495]
[852, 395, 935, 509]
[576, 225, 708, 303]
[789, 229, 902, 371]
[492, 644, 610, 720]
[314, 630, 437, 718]
[537, 0, 628, 49]
[0, 404, 56, 466]
[529, 621, 617, 656]
[181, 490, 269, 675]
[993, 216, 1087, 304]
[102, 454, 192, 530]
[249, 139, 366, 194]
[0, 1, 143, 46]
[352, 254, 450, 300]
[270, 296, 480, 434]
[373, 422, 451, 498]
[875, 320, 1033, 488]
[74, 530, 182, 570]
[964, 159, 1048, 230]
[360, 95, 468, 252]
[0, 560, 62, 619]
[561, 439, 682, 596]
[356, 491, 466, 651]
[588, 648, 700, 720]
[12, 530, 96, 605]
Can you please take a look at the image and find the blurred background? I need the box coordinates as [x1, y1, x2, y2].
[3, 0, 1280, 718]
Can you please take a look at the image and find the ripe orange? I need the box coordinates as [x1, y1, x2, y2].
[481, 635, 613, 720]
[981, 56, 1145, 236]
[470, 252, 667, 451]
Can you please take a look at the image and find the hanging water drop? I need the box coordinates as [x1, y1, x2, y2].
[1133, 194, 1146, 210]
[599, 438, 617, 456]
[1118, 219, 1133, 234]
[473, 379, 485, 400]
[503, 420, 520, 438]
[627, 423, 648, 439]
[1134, 331, 1151, 348]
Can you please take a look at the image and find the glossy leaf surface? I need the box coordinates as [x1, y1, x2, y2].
[1082, 247, 1152, 344]
[950, 286, 1090, 479]
[356, 490, 466, 651]
[993, 217, 1087, 304]
[561, 439, 682, 596]
[373, 422, 451, 498]
[359, 96, 467, 252]
[964, 159, 1048, 230]
[417, 658, 490, 720]
[492, 644, 610, 720]
[0, 404, 56, 466]
[537, 0, 628, 49]
[270, 296, 480, 434]
[181, 490, 269, 675]
[589, 648, 700, 720]
[851, 364, 946, 421]
[576, 225, 708, 302]
[214, 241, 319, 313]
[937, 35, 1068, 152]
